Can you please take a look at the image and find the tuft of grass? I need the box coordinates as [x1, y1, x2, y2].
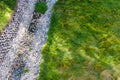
[39, 0, 120, 80]
[29, 47, 32, 51]
[35, 2, 47, 14]
[0, 0, 17, 34]
[23, 69, 29, 73]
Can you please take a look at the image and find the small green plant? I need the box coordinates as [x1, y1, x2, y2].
[23, 69, 29, 73]
[29, 47, 32, 51]
[35, 2, 47, 14]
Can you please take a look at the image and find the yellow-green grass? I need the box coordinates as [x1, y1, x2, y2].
[39, 0, 120, 80]
[0, 0, 17, 34]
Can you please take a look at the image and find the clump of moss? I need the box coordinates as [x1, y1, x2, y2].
[35, 2, 47, 14]
[23, 69, 29, 73]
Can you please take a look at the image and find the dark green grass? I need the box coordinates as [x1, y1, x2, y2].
[35, 2, 47, 14]
[0, 0, 17, 34]
[39, 0, 120, 80]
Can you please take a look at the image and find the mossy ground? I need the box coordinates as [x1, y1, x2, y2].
[35, 2, 47, 14]
[0, 0, 17, 34]
[39, 0, 120, 80]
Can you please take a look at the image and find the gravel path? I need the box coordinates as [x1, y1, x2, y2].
[20, 1, 57, 79]
[0, 0, 57, 80]
[0, 0, 37, 79]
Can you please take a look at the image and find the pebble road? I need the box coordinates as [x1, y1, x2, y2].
[0, 0, 57, 80]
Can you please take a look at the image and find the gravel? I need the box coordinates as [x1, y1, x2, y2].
[0, 0, 37, 79]
[20, 1, 57, 80]
[0, 0, 57, 80]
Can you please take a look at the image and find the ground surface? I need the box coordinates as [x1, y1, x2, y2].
[39, 0, 120, 80]
[0, 0, 56, 80]
[0, 0, 17, 33]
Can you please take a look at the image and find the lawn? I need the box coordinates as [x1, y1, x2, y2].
[0, 0, 17, 34]
[39, 0, 120, 80]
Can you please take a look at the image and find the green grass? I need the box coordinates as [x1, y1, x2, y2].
[39, 0, 120, 80]
[35, 2, 47, 14]
[0, 0, 17, 34]
[22, 69, 29, 73]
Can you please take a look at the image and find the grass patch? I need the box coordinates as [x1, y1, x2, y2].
[35, 2, 47, 14]
[39, 0, 120, 80]
[0, 0, 17, 34]
[23, 69, 29, 73]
